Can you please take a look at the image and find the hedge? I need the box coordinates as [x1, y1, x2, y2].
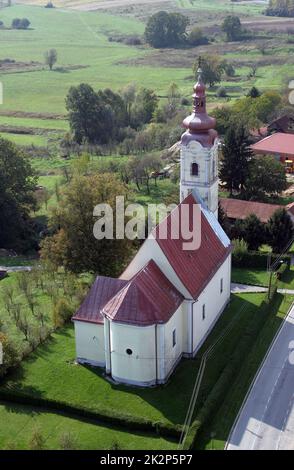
[232, 251, 291, 269]
[182, 293, 278, 449]
[0, 388, 182, 440]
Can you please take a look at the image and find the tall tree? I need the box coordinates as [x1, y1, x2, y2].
[66, 84, 114, 144]
[222, 15, 243, 41]
[0, 138, 37, 251]
[266, 209, 294, 253]
[41, 173, 134, 275]
[219, 125, 252, 195]
[244, 156, 287, 201]
[193, 55, 224, 87]
[44, 49, 57, 71]
[240, 214, 265, 251]
[145, 11, 189, 48]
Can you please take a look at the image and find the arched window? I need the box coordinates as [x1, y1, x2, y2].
[191, 162, 199, 176]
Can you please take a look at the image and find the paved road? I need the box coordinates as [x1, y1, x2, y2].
[231, 283, 268, 294]
[227, 304, 294, 450]
[0, 266, 32, 273]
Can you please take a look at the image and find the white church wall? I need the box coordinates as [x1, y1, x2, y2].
[191, 254, 231, 355]
[160, 304, 184, 381]
[110, 322, 157, 386]
[121, 235, 192, 299]
[74, 321, 105, 366]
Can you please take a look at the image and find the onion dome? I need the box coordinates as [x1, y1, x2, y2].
[181, 67, 218, 147]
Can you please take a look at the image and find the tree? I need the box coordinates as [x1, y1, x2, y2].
[222, 15, 243, 41]
[218, 202, 230, 235]
[0, 332, 20, 378]
[219, 125, 252, 195]
[267, 209, 294, 253]
[11, 18, 30, 29]
[244, 156, 287, 201]
[44, 49, 57, 71]
[66, 84, 113, 145]
[40, 173, 134, 275]
[188, 27, 208, 46]
[266, 0, 294, 17]
[193, 55, 224, 87]
[0, 138, 37, 251]
[144, 11, 189, 48]
[240, 214, 265, 251]
[131, 88, 158, 128]
[247, 86, 261, 98]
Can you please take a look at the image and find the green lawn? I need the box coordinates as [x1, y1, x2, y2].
[0, 401, 176, 450]
[196, 292, 294, 449]
[0, 293, 270, 428]
[0, 115, 68, 131]
[232, 266, 294, 289]
[0, 132, 48, 147]
[232, 267, 270, 287]
[1, 290, 293, 449]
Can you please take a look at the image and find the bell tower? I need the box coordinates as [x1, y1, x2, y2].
[180, 65, 219, 218]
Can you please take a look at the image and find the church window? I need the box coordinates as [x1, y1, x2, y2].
[172, 329, 176, 348]
[202, 305, 206, 320]
[191, 162, 199, 176]
[126, 348, 133, 356]
[220, 278, 223, 294]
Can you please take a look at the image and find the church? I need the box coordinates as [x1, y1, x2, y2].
[72, 69, 232, 387]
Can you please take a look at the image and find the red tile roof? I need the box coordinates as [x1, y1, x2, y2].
[220, 198, 282, 223]
[72, 276, 128, 324]
[154, 193, 231, 300]
[103, 260, 183, 326]
[251, 133, 294, 157]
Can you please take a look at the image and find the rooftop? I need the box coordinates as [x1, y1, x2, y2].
[251, 133, 294, 157]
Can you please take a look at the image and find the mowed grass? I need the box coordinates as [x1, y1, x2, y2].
[177, 0, 264, 15]
[0, 132, 48, 147]
[0, 402, 176, 450]
[0, 115, 69, 131]
[1, 293, 270, 428]
[0, 5, 189, 114]
[232, 266, 294, 289]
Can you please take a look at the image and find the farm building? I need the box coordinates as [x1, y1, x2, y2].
[72, 70, 232, 387]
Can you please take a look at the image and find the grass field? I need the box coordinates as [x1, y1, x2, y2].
[232, 266, 294, 289]
[0, 293, 280, 427]
[0, 401, 176, 450]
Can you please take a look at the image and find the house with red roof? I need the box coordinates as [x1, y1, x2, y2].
[251, 133, 294, 173]
[72, 70, 232, 387]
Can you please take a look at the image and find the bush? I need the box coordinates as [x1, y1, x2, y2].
[216, 86, 228, 98]
[11, 18, 30, 30]
[52, 298, 73, 328]
[45, 1, 54, 7]
[188, 27, 209, 46]
[232, 238, 248, 262]
[232, 250, 291, 269]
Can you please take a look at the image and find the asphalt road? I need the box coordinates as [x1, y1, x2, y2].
[227, 304, 294, 450]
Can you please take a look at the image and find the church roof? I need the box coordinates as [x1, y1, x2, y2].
[102, 260, 183, 326]
[154, 192, 232, 300]
[72, 276, 128, 325]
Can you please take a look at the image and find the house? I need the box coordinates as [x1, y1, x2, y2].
[251, 133, 294, 172]
[72, 69, 232, 387]
[220, 198, 294, 225]
[220, 198, 283, 224]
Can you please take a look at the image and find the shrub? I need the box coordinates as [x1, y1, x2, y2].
[216, 86, 228, 98]
[59, 431, 78, 450]
[45, 1, 54, 7]
[232, 238, 248, 262]
[29, 427, 45, 450]
[52, 298, 73, 328]
[188, 27, 209, 46]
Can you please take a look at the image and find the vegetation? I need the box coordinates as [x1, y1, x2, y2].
[266, 0, 294, 17]
[144, 11, 189, 48]
[44, 48, 57, 71]
[0, 138, 37, 252]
